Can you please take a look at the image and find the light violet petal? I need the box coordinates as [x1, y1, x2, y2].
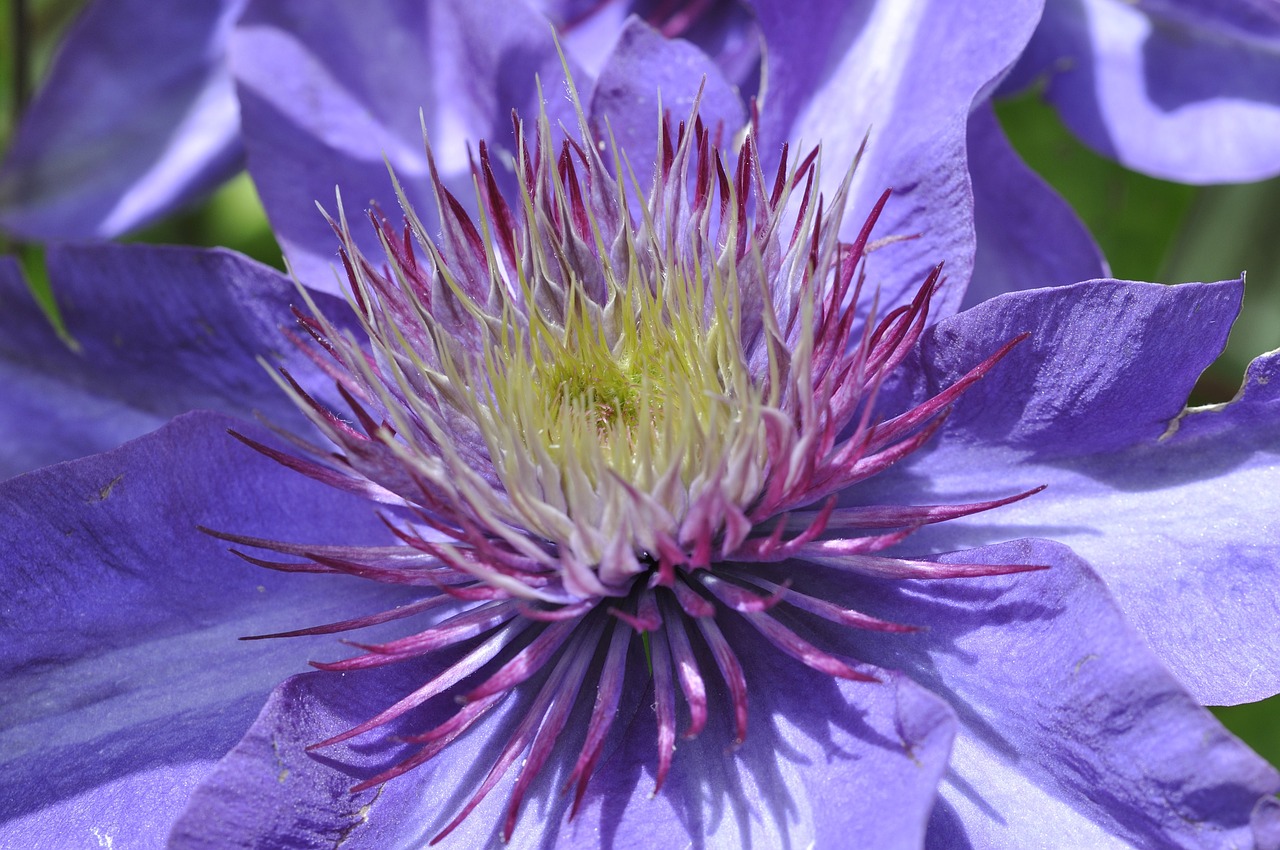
[230, 0, 580, 293]
[753, 0, 1044, 318]
[964, 102, 1108, 308]
[0, 0, 246, 239]
[888, 367, 1280, 705]
[0, 412, 416, 846]
[845, 539, 1280, 848]
[0, 245, 350, 479]
[911, 279, 1240, 457]
[864, 281, 1280, 703]
[1005, 0, 1280, 182]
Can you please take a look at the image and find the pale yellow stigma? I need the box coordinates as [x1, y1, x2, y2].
[470, 224, 769, 526]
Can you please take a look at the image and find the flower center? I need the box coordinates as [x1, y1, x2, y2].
[217, 73, 1042, 846]
[485, 250, 765, 498]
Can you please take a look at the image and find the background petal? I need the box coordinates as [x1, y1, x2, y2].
[534, 0, 762, 87]
[0, 0, 247, 239]
[843, 540, 1280, 848]
[1004, 0, 1280, 183]
[589, 15, 746, 188]
[965, 103, 1107, 308]
[0, 245, 345, 479]
[231, 0, 579, 293]
[864, 281, 1280, 703]
[0, 412, 416, 847]
[753, 0, 1044, 318]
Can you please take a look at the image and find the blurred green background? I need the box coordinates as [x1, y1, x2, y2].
[3, 0, 1277, 775]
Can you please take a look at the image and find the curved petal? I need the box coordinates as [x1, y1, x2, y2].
[0, 0, 246, 239]
[913, 279, 1241, 457]
[1004, 0, 1280, 183]
[0, 244, 347, 479]
[589, 16, 747, 188]
[0, 257, 156, 477]
[1257, 796, 1280, 850]
[536, 0, 762, 87]
[964, 103, 1107, 309]
[864, 280, 1280, 703]
[753, 0, 1045, 318]
[171, 623, 955, 848]
[844, 539, 1280, 848]
[0, 412, 415, 846]
[230, 0, 580, 292]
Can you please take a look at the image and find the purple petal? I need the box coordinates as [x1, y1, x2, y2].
[0, 244, 349, 479]
[0, 412, 415, 846]
[172, 622, 955, 847]
[866, 280, 1280, 703]
[914, 278, 1240, 457]
[1257, 796, 1280, 850]
[1171, 340, 1280, 442]
[965, 102, 1108, 308]
[843, 539, 1280, 847]
[1004, 0, 1280, 182]
[537, 0, 762, 88]
[230, 0, 580, 292]
[0, 256, 159, 476]
[752, 0, 1043, 317]
[0, 0, 246, 239]
[589, 16, 746, 186]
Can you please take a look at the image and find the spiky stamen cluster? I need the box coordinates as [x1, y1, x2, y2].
[212, 83, 1041, 843]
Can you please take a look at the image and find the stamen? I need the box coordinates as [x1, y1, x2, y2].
[211, 67, 1046, 840]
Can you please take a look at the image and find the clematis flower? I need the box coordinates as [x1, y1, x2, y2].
[3, 0, 1261, 712]
[2, 3, 1278, 847]
[5, 70, 1278, 849]
[202, 91, 1051, 844]
[1001, 0, 1280, 183]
